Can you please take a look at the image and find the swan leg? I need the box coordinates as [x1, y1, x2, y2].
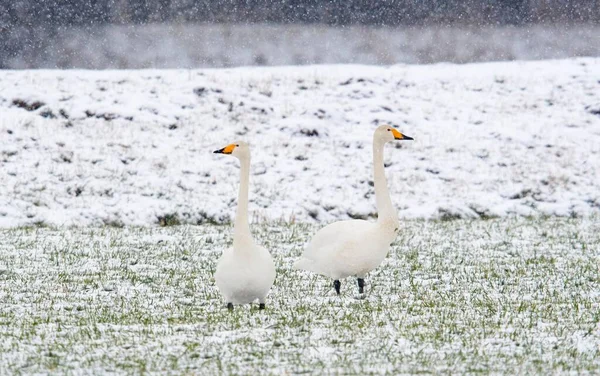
[357, 278, 365, 294]
[227, 302, 234, 311]
[334, 280, 341, 295]
[259, 303, 266, 310]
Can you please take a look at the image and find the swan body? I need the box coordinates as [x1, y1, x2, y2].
[294, 218, 398, 280]
[215, 243, 275, 305]
[213, 141, 276, 309]
[294, 125, 413, 294]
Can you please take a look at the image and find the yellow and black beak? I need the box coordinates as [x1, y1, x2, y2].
[391, 128, 414, 141]
[213, 144, 236, 154]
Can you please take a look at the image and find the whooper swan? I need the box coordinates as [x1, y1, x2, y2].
[213, 141, 276, 310]
[294, 125, 413, 295]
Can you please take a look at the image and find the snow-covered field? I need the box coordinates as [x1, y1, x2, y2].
[1, 58, 599, 227]
[0, 218, 598, 373]
[1, 58, 599, 374]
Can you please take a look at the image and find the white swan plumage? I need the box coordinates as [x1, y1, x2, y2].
[213, 141, 276, 310]
[294, 125, 413, 295]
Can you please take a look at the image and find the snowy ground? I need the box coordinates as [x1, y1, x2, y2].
[0, 218, 598, 373]
[1, 58, 600, 227]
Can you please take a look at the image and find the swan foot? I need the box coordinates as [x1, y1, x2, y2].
[334, 280, 341, 295]
[227, 302, 234, 311]
[259, 303, 266, 310]
[357, 278, 365, 294]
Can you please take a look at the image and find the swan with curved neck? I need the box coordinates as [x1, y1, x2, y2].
[213, 141, 276, 310]
[294, 125, 413, 295]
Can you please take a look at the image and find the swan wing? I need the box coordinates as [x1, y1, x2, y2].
[294, 219, 376, 277]
[308, 220, 372, 254]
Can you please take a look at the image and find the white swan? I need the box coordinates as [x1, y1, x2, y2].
[294, 125, 413, 295]
[213, 141, 276, 310]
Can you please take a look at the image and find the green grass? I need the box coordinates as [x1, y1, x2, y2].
[0, 217, 598, 374]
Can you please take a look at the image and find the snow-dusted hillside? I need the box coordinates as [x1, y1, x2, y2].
[1, 59, 599, 227]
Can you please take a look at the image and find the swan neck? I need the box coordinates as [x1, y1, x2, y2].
[233, 155, 252, 246]
[373, 139, 396, 222]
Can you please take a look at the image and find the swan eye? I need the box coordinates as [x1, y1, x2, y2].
[387, 128, 391, 131]
[236, 144, 239, 147]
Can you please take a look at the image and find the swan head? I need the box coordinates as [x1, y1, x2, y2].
[375, 124, 413, 143]
[213, 141, 250, 159]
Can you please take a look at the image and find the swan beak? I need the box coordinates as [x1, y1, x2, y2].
[213, 144, 236, 154]
[392, 129, 414, 140]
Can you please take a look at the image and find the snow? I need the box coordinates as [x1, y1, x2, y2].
[0, 218, 598, 373]
[1, 58, 599, 227]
